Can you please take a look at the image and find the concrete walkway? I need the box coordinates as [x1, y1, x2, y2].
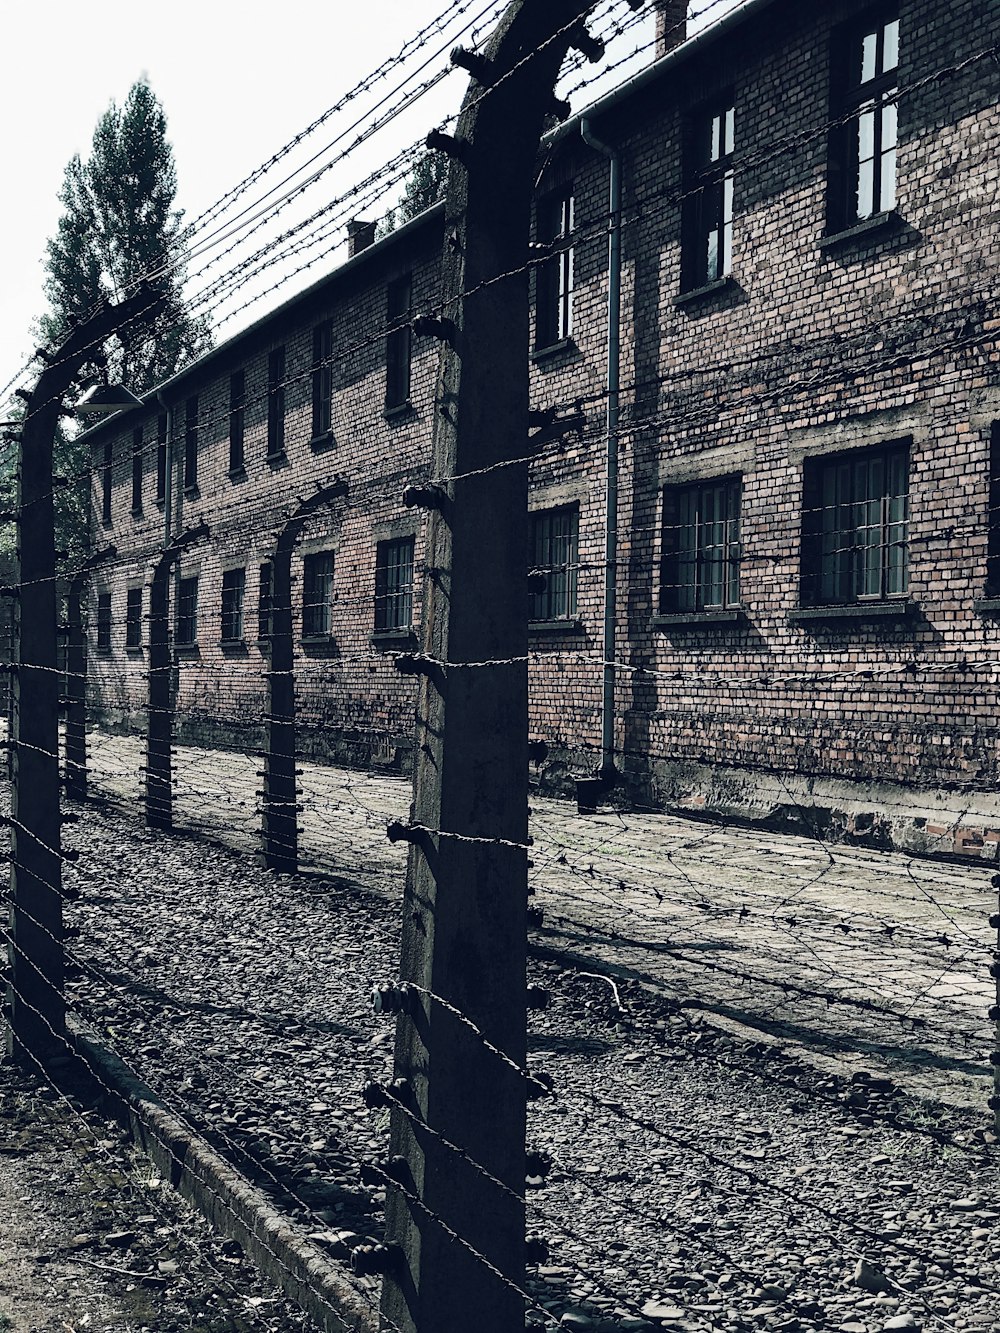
[83, 729, 997, 1112]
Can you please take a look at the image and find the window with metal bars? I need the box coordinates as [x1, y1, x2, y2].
[828, 8, 899, 230]
[312, 323, 333, 440]
[302, 551, 334, 637]
[661, 477, 741, 613]
[535, 187, 575, 349]
[681, 99, 735, 291]
[229, 370, 245, 474]
[258, 562, 273, 641]
[131, 427, 143, 514]
[176, 576, 199, 645]
[267, 346, 285, 459]
[529, 506, 578, 621]
[987, 424, 1000, 598]
[96, 592, 112, 652]
[221, 567, 246, 643]
[385, 276, 412, 411]
[125, 587, 143, 650]
[801, 442, 909, 605]
[375, 537, 414, 631]
[184, 395, 198, 491]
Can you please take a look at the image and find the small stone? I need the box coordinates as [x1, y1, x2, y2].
[883, 1315, 919, 1332]
[640, 1301, 685, 1320]
[104, 1230, 136, 1249]
[949, 1198, 981, 1212]
[853, 1258, 891, 1294]
[157, 1258, 179, 1275]
[559, 1311, 595, 1330]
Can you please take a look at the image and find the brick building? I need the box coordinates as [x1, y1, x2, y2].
[83, 0, 1000, 853]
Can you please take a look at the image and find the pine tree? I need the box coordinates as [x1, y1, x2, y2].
[42, 78, 210, 394]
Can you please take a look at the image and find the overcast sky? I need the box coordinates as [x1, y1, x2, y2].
[0, 0, 741, 407]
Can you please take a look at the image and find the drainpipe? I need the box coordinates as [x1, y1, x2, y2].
[579, 116, 622, 808]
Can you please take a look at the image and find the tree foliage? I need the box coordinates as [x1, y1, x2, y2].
[42, 78, 210, 395]
[378, 150, 448, 237]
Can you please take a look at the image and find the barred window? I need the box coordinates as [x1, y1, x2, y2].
[258, 562, 273, 641]
[828, 8, 899, 230]
[682, 99, 735, 291]
[801, 442, 909, 605]
[530, 506, 578, 621]
[229, 370, 245, 474]
[312, 323, 333, 439]
[125, 587, 143, 649]
[267, 346, 285, 459]
[96, 592, 112, 652]
[221, 567, 246, 643]
[535, 187, 575, 349]
[661, 477, 741, 612]
[302, 551, 334, 637]
[385, 276, 412, 410]
[176, 576, 199, 645]
[375, 537, 414, 631]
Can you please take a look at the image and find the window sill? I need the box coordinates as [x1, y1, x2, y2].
[266, 450, 288, 468]
[154, 498, 166, 510]
[371, 627, 417, 648]
[789, 600, 914, 623]
[220, 638, 248, 654]
[183, 484, 199, 499]
[974, 598, 1000, 616]
[125, 645, 144, 656]
[531, 338, 576, 364]
[308, 432, 335, 453]
[300, 634, 339, 656]
[652, 609, 745, 628]
[673, 275, 734, 308]
[174, 642, 200, 656]
[529, 618, 584, 634]
[130, 506, 143, 518]
[819, 210, 903, 252]
[384, 402, 414, 423]
[95, 647, 112, 657]
[228, 466, 247, 482]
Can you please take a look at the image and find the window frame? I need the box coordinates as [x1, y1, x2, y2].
[801, 440, 910, 607]
[827, 7, 900, 232]
[184, 394, 199, 492]
[257, 562, 273, 642]
[175, 575, 199, 647]
[374, 536, 415, 632]
[302, 550, 334, 639]
[229, 370, 246, 475]
[385, 275, 413, 411]
[660, 475, 742, 614]
[125, 586, 143, 650]
[267, 346, 286, 460]
[681, 97, 736, 292]
[529, 505, 579, 623]
[535, 186, 575, 350]
[130, 426, 143, 515]
[221, 566, 246, 644]
[96, 591, 112, 653]
[312, 322, 334, 441]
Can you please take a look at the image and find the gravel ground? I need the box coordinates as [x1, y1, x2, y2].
[8, 789, 995, 1333]
[0, 1060, 322, 1333]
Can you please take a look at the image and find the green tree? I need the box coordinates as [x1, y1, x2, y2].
[378, 149, 448, 237]
[42, 77, 210, 394]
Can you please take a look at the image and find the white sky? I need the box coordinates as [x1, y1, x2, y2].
[0, 0, 741, 406]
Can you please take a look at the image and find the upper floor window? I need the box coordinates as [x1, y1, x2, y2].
[221, 567, 246, 643]
[985, 422, 1000, 598]
[386, 276, 413, 411]
[529, 505, 578, 622]
[375, 536, 415, 632]
[156, 412, 167, 505]
[302, 551, 334, 638]
[96, 592, 112, 652]
[828, 9, 899, 230]
[267, 346, 286, 459]
[682, 100, 735, 291]
[131, 427, 143, 515]
[535, 187, 575, 349]
[125, 586, 143, 650]
[229, 370, 245, 475]
[176, 575, 199, 646]
[184, 395, 199, 492]
[801, 441, 909, 606]
[661, 476, 741, 613]
[312, 322, 333, 441]
[258, 562, 273, 641]
[101, 439, 113, 526]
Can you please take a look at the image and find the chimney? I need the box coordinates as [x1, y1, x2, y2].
[655, 0, 688, 58]
[347, 219, 376, 257]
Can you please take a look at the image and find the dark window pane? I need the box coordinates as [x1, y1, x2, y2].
[176, 576, 198, 645]
[386, 276, 412, 409]
[268, 347, 285, 458]
[829, 11, 898, 230]
[96, 592, 112, 652]
[530, 507, 579, 621]
[125, 586, 143, 649]
[156, 413, 167, 504]
[375, 537, 414, 630]
[302, 551, 334, 637]
[131, 427, 143, 513]
[258, 562, 273, 641]
[661, 478, 741, 612]
[102, 439, 113, 525]
[312, 324, 333, 438]
[535, 189, 574, 348]
[184, 395, 198, 490]
[683, 99, 735, 290]
[229, 370, 245, 474]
